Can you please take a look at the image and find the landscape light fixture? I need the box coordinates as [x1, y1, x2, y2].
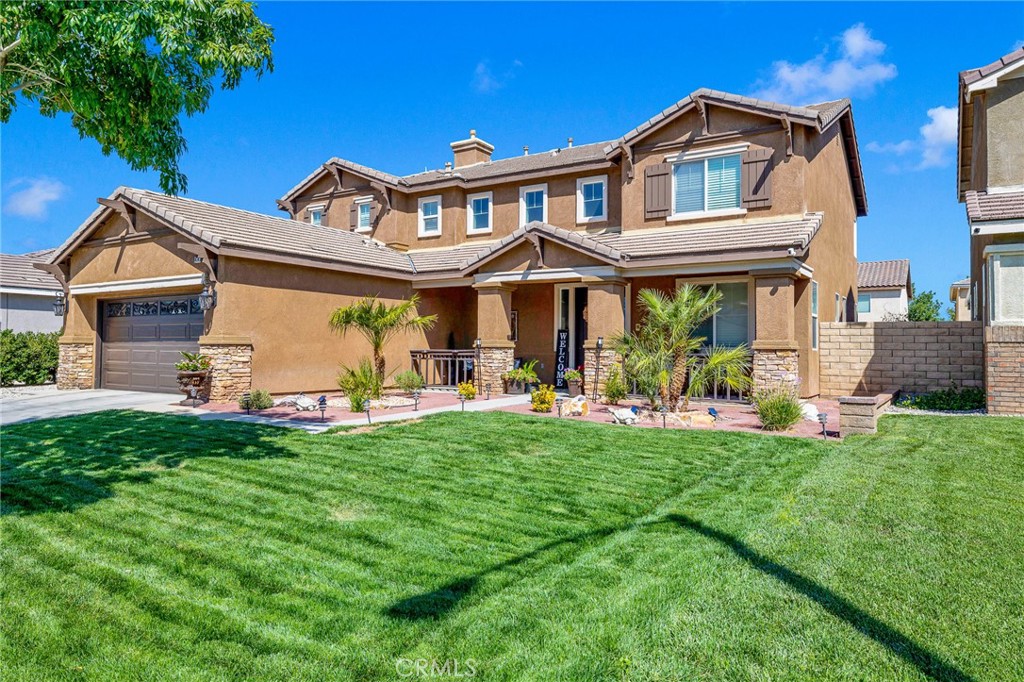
[365, 407, 372, 425]
[318, 395, 327, 422]
[240, 391, 252, 415]
[52, 291, 66, 317]
[460, 395, 467, 411]
[412, 389, 421, 411]
[817, 412, 828, 439]
[660, 404, 669, 429]
[485, 383, 492, 400]
[556, 396, 565, 418]
[592, 336, 604, 401]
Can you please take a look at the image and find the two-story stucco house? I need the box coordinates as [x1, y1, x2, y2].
[957, 48, 1024, 414]
[44, 88, 867, 401]
[856, 260, 912, 321]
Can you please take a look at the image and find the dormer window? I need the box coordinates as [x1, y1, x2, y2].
[576, 175, 607, 223]
[308, 206, 324, 225]
[668, 145, 746, 218]
[418, 196, 442, 237]
[520, 184, 547, 225]
[467, 191, 493, 234]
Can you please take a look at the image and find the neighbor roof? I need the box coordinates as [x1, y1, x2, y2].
[281, 87, 867, 216]
[950, 277, 970, 287]
[959, 47, 1024, 87]
[858, 260, 911, 290]
[1, 251, 61, 291]
[964, 190, 1024, 223]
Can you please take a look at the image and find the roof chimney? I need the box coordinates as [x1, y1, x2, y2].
[567, 137, 574, 148]
[450, 129, 494, 168]
[523, 145, 529, 156]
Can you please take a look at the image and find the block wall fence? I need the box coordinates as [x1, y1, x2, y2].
[818, 322, 984, 397]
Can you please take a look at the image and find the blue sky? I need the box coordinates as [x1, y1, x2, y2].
[2, 2, 1022, 304]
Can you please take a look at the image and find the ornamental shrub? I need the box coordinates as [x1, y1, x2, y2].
[603, 366, 628, 405]
[240, 389, 274, 411]
[338, 358, 383, 401]
[0, 329, 60, 386]
[394, 370, 425, 393]
[531, 384, 556, 412]
[752, 384, 803, 432]
[894, 385, 985, 411]
[457, 381, 477, 400]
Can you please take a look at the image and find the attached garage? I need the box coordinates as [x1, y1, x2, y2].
[100, 296, 204, 393]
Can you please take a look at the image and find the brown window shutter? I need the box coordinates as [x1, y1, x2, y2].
[645, 163, 671, 218]
[369, 199, 381, 226]
[349, 203, 358, 229]
[742, 148, 773, 208]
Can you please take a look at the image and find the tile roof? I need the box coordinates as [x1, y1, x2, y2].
[591, 213, 823, 261]
[965, 190, 1024, 222]
[951, 277, 970, 287]
[858, 260, 911, 289]
[960, 47, 1024, 86]
[1, 251, 61, 291]
[407, 243, 494, 273]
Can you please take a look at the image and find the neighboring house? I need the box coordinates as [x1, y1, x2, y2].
[0, 250, 62, 333]
[957, 47, 1024, 414]
[949, 278, 971, 321]
[45, 88, 866, 400]
[856, 259, 912, 321]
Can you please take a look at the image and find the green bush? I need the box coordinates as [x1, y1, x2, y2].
[0, 329, 60, 386]
[603, 366, 628, 405]
[895, 385, 985, 411]
[753, 384, 803, 432]
[394, 370, 424, 393]
[457, 381, 477, 400]
[531, 384, 556, 412]
[240, 389, 274, 411]
[339, 358, 382, 411]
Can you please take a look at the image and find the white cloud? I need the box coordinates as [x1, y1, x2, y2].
[752, 23, 897, 103]
[866, 105, 958, 170]
[3, 177, 67, 220]
[471, 59, 522, 94]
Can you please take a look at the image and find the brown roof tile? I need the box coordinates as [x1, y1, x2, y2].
[965, 190, 1024, 222]
[960, 48, 1024, 86]
[858, 260, 911, 289]
[1, 252, 61, 291]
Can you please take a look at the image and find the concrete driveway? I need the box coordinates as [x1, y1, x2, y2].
[0, 388, 187, 426]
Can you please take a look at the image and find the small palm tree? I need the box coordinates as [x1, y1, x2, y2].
[614, 285, 751, 411]
[328, 295, 437, 385]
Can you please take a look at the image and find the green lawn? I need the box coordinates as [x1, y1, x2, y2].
[2, 411, 1022, 681]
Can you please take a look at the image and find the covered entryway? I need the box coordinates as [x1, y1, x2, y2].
[100, 296, 204, 393]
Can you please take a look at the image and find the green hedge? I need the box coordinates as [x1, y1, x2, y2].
[1, 329, 60, 386]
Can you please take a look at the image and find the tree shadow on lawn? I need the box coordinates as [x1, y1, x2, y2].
[387, 513, 973, 682]
[1, 410, 294, 516]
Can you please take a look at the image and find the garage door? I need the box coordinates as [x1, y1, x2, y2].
[101, 296, 204, 393]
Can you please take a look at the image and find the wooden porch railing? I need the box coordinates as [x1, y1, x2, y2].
[410, 350, 476, 388]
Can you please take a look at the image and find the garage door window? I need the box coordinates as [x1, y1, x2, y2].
[108, 298, 200, 318]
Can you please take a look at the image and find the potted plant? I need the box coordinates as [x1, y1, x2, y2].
[175, 351, 212, 403]
[502, 359, 539, 394]
[563, 367, 584, 397]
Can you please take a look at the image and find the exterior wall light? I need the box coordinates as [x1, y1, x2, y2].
[198, 287, 217, 311]
[53, 291, 66, 317]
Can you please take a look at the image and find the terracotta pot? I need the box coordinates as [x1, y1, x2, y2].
[567, 379, 582, 397]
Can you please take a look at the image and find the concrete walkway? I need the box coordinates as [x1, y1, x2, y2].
[0, 388, 532, 433]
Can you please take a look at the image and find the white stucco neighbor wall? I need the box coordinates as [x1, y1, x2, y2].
[857, 287, 909, 321]
[0, 292, 63, 332]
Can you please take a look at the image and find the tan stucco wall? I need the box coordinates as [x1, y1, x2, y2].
[985, 76, 1024, 189]
[510, 283, 557, 383]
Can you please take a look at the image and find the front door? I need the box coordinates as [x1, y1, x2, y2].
[555, 285, 587, 388]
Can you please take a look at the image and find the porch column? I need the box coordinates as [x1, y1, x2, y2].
[583, 279, 626, 398]
[473, 283, 516, 393]
[751, 275, 800, 393]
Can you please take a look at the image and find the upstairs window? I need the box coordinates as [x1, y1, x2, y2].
[355, 197, 372, 232]
[577, 175, 607, 223]
[467, 192, 493, 234]
[672, 152, 742, 216]
[520, 184, 547, 225]
[418, 196, 442, 237]
[309, 206, 324, 225]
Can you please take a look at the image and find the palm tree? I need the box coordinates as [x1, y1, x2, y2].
[614, 285, 751, 411]
[328, 295, 437, 385]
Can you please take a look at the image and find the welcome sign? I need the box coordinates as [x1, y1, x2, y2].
[555, 329, 570, 388]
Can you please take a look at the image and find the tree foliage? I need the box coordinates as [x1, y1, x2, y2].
[329, 295, 437, 385]
[614, 286, 751, 411]
[1, 1, 274, 195]
[908, 285, 945, 322]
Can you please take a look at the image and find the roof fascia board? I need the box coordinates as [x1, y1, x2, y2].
[965, 61, 1024, 96]
[0, 286, 60, 296]
[970, 218, 1024, 236]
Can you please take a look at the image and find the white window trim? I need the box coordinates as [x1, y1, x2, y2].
[835, 293, 842, 322]
[519, 183, 548, 226]
[811, 280, 819, 351]
[986, 246, 1024, 325]
[307, 204, 325, 225]
[354, 196, 373, 233]
[576, 175, 608, 224]
[466, 191, 493, 235]
[666, 143, 748, 221]
[418, 195, 443, 238]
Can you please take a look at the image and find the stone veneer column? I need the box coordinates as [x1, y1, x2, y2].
[199, 337, 253, 403]
[473, 283, 516, 393]
[582, 279, 626, 399]
[57, 339, 95, 390]
[985, 325, 1024, 415]
[751, 275, 800, 393]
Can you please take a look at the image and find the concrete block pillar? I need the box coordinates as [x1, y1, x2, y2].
[752, 275, 800, 392]
[582, 279, 627, 398]
[473, 283, 516, 392]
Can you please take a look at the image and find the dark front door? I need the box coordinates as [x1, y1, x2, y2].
[573, 287, 588, 373]
[100, 296, 204, 393]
